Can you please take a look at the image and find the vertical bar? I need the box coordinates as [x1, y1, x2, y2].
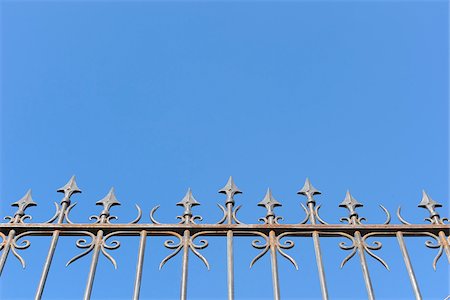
[269, 230, 280, 300]
[354, 231, 375, 300]
[308, 202, 328, 300]
[226, 201, 234, 300]
[396, 231, 422, 300]
[35, 202, 68, 300]
[133, 230, 147, 300]
[84, 230, 103, 300]
[438, 231, 450, 262]
[180, 229, 190, 300]
[312, 231, 328, 300]
[227, 230, 234, 300]
[0, 230, 15, 276]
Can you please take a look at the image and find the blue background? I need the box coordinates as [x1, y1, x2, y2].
[0, 1, 448, 299]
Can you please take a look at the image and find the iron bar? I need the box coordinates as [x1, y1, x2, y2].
[84, 228, 103, 300]
[36, 177, 80, 300]
[1, 223, 449, 236]
[35, 202, 67, 300]
[133, 230, 147, 300]
[354, 229, 375, 300]
[396, 231, 422, 300]
[269, 229, 280, 300]
[180, 229, 190, 300]
[226, 229, 234, 300]
[0, 229, 15, 276]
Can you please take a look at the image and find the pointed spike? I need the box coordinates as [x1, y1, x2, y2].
[418, 190, 442, 218]
[96, 187, 121, 213]
[418, 190, 442, 208]
[297, 177, 321, 198]
[219, 176, 242, 195]
[339, 190, 363, 214]
[57, 175, 82, 198]
[177, 188, 200, 207]
[258, 188, 282, 208]
[12, 189, 37, 214]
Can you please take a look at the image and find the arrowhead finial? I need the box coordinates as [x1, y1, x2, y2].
[219, 176, 242, 204]
[96, 187, 121, 217]
[12, 189, 37, 217]
[297, 178, 321, 203]
[177, 188, 200, 218]
[339, 190, 363, 217]
[258, 188, 282, 218]
[57, 175, 81, 201]
[418, 190, 442, 218]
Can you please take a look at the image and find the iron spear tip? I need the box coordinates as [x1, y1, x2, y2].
[339, 190, 363, 210]
[258, 188, 282, 208]
[218, 176, 242, 195]
[57, 175, 82, 196]
[12, 189, 37, 209]
[177, 188, 200, 207]
[297, 177, 321, 196]
[96, 187, 121, 208]
[418, 190, 442, 210]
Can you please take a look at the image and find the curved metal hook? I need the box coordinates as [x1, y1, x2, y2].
[379, 205, 390, 225]
[315, 204, 329, 225]
[250, 232, 270, 268]
[45, 202, 61, 224]
[129, 204, 142, 224]
[159, 231, 184, 270]
[299, 203, 310, 224]
[149, 205, 162, 224]
[397, 207, 411, 225]
[232, 205, 244, 224]
[216, 203, 227, 224]
[64, 202, 77, 224]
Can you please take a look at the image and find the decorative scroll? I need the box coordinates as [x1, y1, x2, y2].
[0, 176, 449, 300]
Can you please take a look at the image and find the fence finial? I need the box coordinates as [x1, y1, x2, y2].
[57, 175, 81, 202]
[12, 189, 37, 218]
[298, 178, 321, 203]
[219, 176, 241, 205]
[96, 187, 121, 218]
[258, 188, 282, 224]
[340, 191, 362, 216]
[418, 190, 441, 219]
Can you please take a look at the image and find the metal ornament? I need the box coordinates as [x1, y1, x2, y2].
[0, 177, 449, 300]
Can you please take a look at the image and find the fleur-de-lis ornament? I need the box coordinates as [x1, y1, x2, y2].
[298, 178, 321, 204]
[219, 176, 242, 205]
[57, 175, 81, 203]
[177, 188, 202, 224]
[258, 188, 282, 224]
[10, 189, 36, 222]
[418, 190, 446, 224]
[93, 188, 121, 223]
[339, 191, 364, 225]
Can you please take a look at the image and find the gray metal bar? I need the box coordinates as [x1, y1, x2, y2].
[226, 230, 234, 300]
[35, 201, 68, 300]
[180, 229, 190, 300]
[3, 223, 448, 236]
[307, 201, 328, 300]
[355, 230, 374, 300]
[83, 229, 103, 300]
[0, 230, 15, 276]
[269, 230, 280, 300]
[396, 231, 422, 300]
[133, 230, 147, 300]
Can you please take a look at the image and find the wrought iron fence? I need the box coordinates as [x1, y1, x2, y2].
[0, 176, 449, 300]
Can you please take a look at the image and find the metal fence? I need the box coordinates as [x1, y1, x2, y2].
[0, 176, 449, 300]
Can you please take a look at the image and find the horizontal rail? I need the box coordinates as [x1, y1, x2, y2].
[1, 223, 449, 236]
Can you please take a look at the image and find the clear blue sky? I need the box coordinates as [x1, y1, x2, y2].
[0, 1, 448, 299]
